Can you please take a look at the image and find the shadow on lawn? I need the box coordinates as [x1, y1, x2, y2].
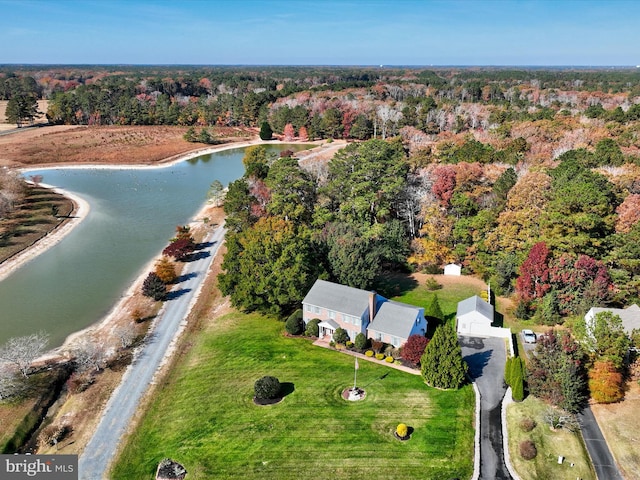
[374, 272, 418, 299]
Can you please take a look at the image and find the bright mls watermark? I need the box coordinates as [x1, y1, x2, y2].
[1, 455, 77, 479]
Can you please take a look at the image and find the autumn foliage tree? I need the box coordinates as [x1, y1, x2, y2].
[162, 237, 195, 261]
[588, 360, 624, 404]
[283, 123, 295, 141]
[516, 242, 551, 302]
[400, 334, 429, 366]
[155, 257, 177, 284]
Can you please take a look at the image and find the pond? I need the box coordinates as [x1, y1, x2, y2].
[0, 144, 308, 348]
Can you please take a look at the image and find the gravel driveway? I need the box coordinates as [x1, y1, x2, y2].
[78, 224, 226, 480]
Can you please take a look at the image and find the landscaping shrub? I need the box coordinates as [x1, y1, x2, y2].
[504, 357, 514, 386]
[354, 332, 368, 351]
[519, 417, 537, 433]
[519, 440, 537, 460]
[401, 335, 429, 366]
[511, 358, 525, 402]
[375, 353, 385, 360]
[254, 376, 281, 400]
[365, 350, 374, 357]
[333, 328, 349, 345]
[285, 310, 304, 335]
[371, 340, 384, 353]
[425, 277, 442, 290]
[305, 318, 320, 337]
[346, 341, 354, 349]
[385, 356, 394, 363]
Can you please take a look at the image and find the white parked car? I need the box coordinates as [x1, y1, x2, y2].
[522, 329, 537, 344]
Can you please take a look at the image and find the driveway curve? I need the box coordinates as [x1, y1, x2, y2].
[460, 336, 512, 480]
[78, 223, 226, 480]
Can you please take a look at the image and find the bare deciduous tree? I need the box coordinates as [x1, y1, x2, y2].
[73, 338, 106, 373]
[0, 362, 25, 400]
[115, 324, 138, 350]
[0, 332, 50, 377]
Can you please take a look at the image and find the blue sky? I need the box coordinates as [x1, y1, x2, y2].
[1, 0, 638, 66]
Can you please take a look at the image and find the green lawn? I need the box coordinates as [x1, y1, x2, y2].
[507, 396, 595, 480]
[111, 312, 475, 479]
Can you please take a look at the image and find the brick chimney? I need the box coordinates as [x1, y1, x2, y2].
[369, 291, 376, 324]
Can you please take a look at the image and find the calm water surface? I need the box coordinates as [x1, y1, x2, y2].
[0, 145, 306, 347]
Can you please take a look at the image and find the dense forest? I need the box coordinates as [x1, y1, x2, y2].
[2, 65, 640, 318]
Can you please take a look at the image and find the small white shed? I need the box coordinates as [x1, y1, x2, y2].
[444, 263, 462, 276]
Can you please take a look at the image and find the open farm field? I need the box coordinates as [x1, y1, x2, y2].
[111, 312, 475, 480]
[0, 124, 255, 168]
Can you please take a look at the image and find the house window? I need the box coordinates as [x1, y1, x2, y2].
[354, 317, 361, 327]
[328, 310, 335, 319]
[305, 304, 311, 312]
[391, 336, 400, 347]
[314, 306, 320, 314]
[375, 332, 384, 341]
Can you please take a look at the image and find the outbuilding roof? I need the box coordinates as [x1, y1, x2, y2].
[456, 295, 494, 322]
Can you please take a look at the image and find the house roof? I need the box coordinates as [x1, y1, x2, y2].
[302, 279, 376, 318]
[456, 295, 494, 321]
[368, 300, 422, 339]
[588, 304, 640, 334]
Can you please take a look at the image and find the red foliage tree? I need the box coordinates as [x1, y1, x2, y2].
[431, 165, 457, 208]
[162, 237, 195, 261]
[401, 334, 430, 366]
[298, 126, 309, 142]
[549, 253, 611, 315]
[283, 123, 295, 142]
[515, 242, 551, 302]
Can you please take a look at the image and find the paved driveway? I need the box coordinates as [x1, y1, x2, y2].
[577, 407, 624, 480]
[460, 336, 512, 480]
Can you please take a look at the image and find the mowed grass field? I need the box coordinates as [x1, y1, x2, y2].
[111, 312, 475, 479]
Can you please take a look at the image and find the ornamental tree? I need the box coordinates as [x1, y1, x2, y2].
[400, 334, 429, 366]
[420, 324, 467, 389]
[162, 237, 195, 261]
[588, 360, 624, 404]
[142, 272, 167, 301]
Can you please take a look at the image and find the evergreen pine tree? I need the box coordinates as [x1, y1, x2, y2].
[424, 294, 444, 326]
[420, 323, 468, 389]
[259, 121, 273, 140]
